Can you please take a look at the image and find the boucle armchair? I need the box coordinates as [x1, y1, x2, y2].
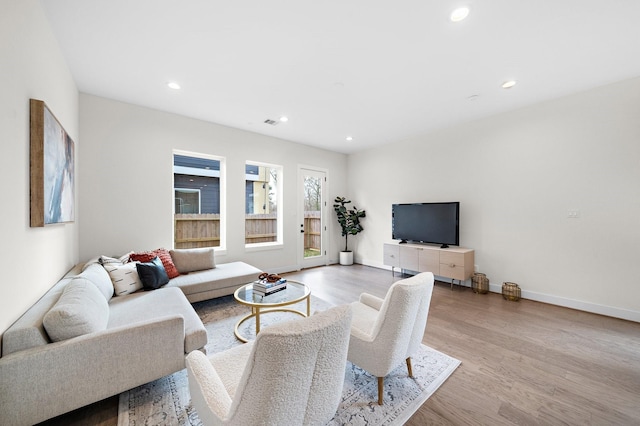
[347, 272, 434, 404]
[185, 304, 353, 425]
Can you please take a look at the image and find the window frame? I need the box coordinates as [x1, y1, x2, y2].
[173, 149, 226, 253]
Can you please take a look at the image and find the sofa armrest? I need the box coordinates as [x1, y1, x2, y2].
[349, 324, 374, 342]
[359, 293, 384, 311]
[0, 315, 186, 426]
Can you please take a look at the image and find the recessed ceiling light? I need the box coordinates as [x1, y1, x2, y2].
[279, 116, 289, 122]
[346, 136, 353, 141]
[167, 82, 181, 90]
[450, 7, 470, 22]
[501, 80, 517, 89]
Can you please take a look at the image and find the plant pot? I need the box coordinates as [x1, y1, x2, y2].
[339, 251, 354, 265]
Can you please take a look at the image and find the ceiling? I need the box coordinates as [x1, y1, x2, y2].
[40, 0, 640, 154]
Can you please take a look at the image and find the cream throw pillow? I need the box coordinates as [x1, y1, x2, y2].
[79, 263, 115, 301]
[169, 248, 215, 273]
[43, 278, 109, 342]
[103, 262, 143, 296]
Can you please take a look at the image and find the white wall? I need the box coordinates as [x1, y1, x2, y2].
[78, 94, 348, 272]
[349, 77, 640, 321]
[0, 0, 79, 334]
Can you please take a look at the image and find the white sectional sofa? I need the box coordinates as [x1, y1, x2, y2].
[0, 248, 262, 426]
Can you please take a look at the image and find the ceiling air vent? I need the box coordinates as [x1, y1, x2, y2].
[264, 119, 278, 126]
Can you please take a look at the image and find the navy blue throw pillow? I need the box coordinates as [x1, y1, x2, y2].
[136, 256, 169, 290]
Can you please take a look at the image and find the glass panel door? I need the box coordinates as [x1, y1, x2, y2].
[299, 167, 327, 268]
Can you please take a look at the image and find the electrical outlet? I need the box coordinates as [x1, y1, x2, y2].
[567, 210, 580, 218]
[474, 264, 479, 272]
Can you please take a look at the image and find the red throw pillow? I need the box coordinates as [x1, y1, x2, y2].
[154, 248, 180, 279]
[129, 251, 156, 263]
[130, 249, 180, 279]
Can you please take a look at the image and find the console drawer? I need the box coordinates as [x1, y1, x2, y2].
[439, 261, 466, 280]
[383, 244, 400, 267]
[440, 251, 471, 280]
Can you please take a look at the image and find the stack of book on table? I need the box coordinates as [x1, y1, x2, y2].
[253, 278, 287, 296]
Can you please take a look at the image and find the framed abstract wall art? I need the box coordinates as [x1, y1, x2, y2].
[30, 99, 75, 227]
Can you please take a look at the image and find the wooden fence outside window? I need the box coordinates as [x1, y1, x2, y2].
[174, 212, 321, 249]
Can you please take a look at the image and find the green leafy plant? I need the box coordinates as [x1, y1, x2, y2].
[333, 196, 366, 252]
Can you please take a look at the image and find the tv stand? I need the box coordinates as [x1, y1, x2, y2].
[383, 242, 474, 289]
[440, 244, 449, 249]
[399, 239, 408, 244]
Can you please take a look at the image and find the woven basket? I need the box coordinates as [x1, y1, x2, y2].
[471, 273, 489, 294]
[502, 282, 521, 301]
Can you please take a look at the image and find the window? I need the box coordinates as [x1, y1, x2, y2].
[245, 161, 282, 247]
[173, 152, 225, 249]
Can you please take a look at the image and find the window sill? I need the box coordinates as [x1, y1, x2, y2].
[244, 242, 283, 253]
[213, 248, 227, 257]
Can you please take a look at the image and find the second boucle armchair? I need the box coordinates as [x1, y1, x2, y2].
[347, 272, 435, 405]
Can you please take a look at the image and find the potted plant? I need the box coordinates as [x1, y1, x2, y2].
[333, 196, 366, 265]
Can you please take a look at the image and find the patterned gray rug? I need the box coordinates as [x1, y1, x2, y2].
[117, 295, 461, 425]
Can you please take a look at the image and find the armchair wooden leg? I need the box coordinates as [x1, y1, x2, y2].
[377, 376, 384, 405]
[406, 357, 413, 377]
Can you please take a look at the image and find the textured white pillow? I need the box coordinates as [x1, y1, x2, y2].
[99, 255, 122, 265]
[170, 248, 215, 273]
[43, 278, 109, 342]
[99, 252, 132, 265]
[103, 262, 143, 296]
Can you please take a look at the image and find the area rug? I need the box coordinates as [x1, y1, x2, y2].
[118, 295, 461, 425]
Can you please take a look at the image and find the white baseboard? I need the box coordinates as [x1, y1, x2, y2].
[359, 258, 639, 323]
[270, 264, 302, 274]
[359, 258, 388, 270]
[494, 284, 640, 323]
[272, 261, 341, 275]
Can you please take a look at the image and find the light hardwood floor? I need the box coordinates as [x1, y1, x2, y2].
[40, 264, 640, 425]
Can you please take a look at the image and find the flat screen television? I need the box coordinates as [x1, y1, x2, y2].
[392, 202, 460, 248]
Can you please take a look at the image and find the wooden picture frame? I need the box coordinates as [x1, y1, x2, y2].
[30, 99, 75, 227]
